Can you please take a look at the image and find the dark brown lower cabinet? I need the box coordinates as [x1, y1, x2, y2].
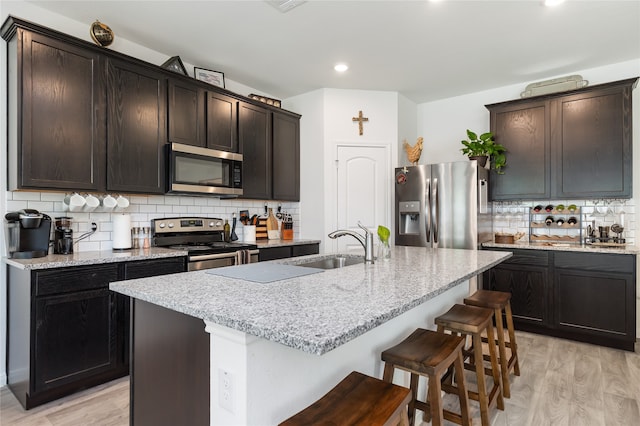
[483, 248, 636, 351]
[258, 242, 320, 261]
[131, 300, 210, 426]
[6, 257, 186, 409]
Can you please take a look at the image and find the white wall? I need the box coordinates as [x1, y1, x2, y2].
[284, 89, 326, 244]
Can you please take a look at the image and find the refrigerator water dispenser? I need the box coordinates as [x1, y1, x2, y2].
[398, 201, 421, 235]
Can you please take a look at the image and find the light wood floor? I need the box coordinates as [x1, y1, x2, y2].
[1, 331, 639, 426]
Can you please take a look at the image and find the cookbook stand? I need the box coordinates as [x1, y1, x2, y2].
[529, 207, 582, 244]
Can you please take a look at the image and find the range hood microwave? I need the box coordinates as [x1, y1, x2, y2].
[167, 143, 243, 196]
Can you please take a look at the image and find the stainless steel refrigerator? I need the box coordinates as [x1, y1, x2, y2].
[395, 161, 491, 249]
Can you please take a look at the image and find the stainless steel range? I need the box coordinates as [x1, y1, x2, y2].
[151, 217, 258, 271]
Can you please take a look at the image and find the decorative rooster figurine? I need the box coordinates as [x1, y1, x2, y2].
[403, 137, 423, 165]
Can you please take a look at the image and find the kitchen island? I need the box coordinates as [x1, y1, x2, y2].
[110, 246, 511, 425]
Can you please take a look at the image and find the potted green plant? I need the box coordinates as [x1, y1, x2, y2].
[460, 129, 507, 174]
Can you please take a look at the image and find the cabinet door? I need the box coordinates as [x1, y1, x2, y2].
[489, 100, 550, 200]
[553, 84, 632, 198]
[554, 269, 634, 338]
[107, 59, 166, 193]
[239, 102, 271, 199]
[272, 112, 300, 201]
[16, 30, 105, 191]
[484, 265, 549, 326]
[207, 92, 238, 152]
[34, 289, 117, 393]
[168, 79, 205, 147]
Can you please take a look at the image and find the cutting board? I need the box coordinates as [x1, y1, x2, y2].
[206, 263, 323, 283]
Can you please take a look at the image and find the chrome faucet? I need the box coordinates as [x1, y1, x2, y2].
[328, 222, 375, 264]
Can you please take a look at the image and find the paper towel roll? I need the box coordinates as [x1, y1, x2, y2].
[113, 214, 132, 250]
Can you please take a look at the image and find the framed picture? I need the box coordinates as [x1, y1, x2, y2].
[161, 56, 188, 76]
[195, 67, 225, 88]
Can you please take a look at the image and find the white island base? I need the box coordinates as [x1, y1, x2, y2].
[206, 281, 469, 425]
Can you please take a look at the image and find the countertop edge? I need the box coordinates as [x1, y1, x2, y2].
[483, 241, 638, 255]
[3, 248, 187, 270]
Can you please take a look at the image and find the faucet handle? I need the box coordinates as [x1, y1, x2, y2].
[357, 221, 371, 235]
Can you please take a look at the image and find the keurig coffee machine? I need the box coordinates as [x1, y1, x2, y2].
[4, 209, 52, 258]
[54, 217, 74, 255]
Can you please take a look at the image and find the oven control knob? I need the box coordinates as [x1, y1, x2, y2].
[209, 221, 215, 228]
[168, 222, 174, 228]
[216, 221, 222, 227]
[158, 222, 165, 229]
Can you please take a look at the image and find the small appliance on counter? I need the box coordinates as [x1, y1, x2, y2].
[4, 209, 52, 258]
[53, 217, 74, 254]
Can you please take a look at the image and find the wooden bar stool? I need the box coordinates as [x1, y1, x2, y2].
[381, 328, 471, 426]
[435, 304, 504, 426]
[464, 289, 520, 398]
[279, 371, 412, 426]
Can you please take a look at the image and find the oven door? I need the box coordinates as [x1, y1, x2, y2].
[188, 250, 259, 271]
[168, 143, 243, 196]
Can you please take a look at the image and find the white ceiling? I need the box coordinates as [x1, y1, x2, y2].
[24, 0, 640, 103]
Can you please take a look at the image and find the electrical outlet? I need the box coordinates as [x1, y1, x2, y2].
[218, 368, 234, 413]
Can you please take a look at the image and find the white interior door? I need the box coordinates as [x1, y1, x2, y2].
[335, 144, 391, 254]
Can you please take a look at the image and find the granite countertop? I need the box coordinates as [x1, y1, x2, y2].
[3, 247, 186, 270]
[483, 241, 638, 255]
[110, 246, 511, 355]
[254, 239, 321, 248]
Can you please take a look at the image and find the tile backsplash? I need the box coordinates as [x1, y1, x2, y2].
[4, 191, 300, 252]
[492, 199, 635, 244]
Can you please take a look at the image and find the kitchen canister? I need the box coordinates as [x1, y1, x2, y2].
[112, 214, 132, 250]
[243, 225, 256, 242]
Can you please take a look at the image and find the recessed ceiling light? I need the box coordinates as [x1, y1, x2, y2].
[544, 0, 565, 6]
[334, 63, 348, 73]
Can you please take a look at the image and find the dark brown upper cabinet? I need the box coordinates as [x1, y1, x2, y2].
[239, 102, 271, 199]
[206, 91, 239, 152]
[2, 16, 301, 198]
[487, 78, 637, 200]
[168, 79, 206, 147]
[167, 80, 240, 153]
[272, 111, 300, 201]
[239, 103, 302, 201]
[106, 59, 167, 194]
[4, 27, 106, 191]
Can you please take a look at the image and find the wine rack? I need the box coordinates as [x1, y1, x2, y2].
[529, 206, 582, 244]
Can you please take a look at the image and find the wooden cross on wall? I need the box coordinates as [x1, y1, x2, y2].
[352, 110, 369, 136]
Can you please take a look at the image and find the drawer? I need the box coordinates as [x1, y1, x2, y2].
[259, 246, 291, 261]
[554, 252, 635, 273]
[123, 257, 187, 280]
[486, 248, 549, 267]
[35, 264, 119, 296]
[292, 244, 319, 257]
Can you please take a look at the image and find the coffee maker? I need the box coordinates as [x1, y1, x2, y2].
[54, 217, 74, 255]
[4, 209, 52, 258]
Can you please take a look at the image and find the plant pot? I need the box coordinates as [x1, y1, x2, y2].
[469, 155, 488, 167]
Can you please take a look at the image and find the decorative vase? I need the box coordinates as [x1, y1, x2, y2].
[469, 155, 488, 167]
[377, 240, 391, 261]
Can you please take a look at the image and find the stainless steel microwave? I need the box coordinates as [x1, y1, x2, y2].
[167, 143, 243, 196]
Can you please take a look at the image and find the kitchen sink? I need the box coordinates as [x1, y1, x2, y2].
[296, 255, 364, 270]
